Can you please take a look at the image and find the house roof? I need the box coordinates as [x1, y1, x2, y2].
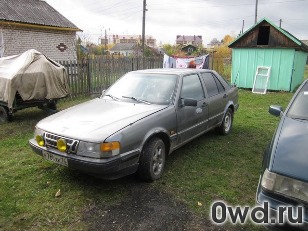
[229, 17, 308, 52]
[0, 0, 80, 31]
[176, 35, 202, 42]
[110, 43, 138, 51]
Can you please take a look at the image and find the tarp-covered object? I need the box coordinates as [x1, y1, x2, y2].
[0, 49, 69, 109]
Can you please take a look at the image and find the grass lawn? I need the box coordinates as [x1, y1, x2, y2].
[0, 90, 294, 230]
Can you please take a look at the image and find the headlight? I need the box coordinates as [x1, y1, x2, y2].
[34, 127, 45, 146]
[261, 169, 308, 203]
[77, 141, 120, 158]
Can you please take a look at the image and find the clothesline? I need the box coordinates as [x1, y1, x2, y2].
[163, 54, 209, 69]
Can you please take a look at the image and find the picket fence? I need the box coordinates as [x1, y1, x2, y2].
[58, 56, 163, 98]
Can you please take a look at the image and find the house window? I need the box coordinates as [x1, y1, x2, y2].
[257, 26, 270, 45]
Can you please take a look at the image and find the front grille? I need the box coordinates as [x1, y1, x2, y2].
[44, 132, 79, 154]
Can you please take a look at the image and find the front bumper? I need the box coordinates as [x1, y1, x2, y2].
[256, 184, 308, 230]
[29, 138, 140, 180]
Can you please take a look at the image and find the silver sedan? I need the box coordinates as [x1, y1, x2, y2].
[29, 68, 239, 181]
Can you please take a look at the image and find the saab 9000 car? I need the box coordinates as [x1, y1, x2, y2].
[29, 68, 239, 181]
[257, 79, 308, 230]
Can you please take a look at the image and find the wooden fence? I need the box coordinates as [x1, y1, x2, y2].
[58, 56, 163, 98]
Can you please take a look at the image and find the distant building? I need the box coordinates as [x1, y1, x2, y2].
[109, 43, 139, 56]
[176, 35, 203, 47]
[0, 0, 81, 61]
[207, 42, 223, 49]
[104, 35, 156, 47]
[181, 45, 198, 55]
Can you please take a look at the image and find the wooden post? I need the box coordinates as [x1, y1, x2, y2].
[87, 56, 91, 96]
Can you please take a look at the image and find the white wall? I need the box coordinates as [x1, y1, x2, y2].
[1, 27, 77, 61]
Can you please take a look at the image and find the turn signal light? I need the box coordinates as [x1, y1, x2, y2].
[100, 142, 120, 152]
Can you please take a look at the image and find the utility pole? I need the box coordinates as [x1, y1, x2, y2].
[255, 0, 258, 24]
[142, 0, 147, 58]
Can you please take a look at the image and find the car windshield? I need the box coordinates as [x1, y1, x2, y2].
[287, 81, 308, 120]
[103, 73, 178, 105]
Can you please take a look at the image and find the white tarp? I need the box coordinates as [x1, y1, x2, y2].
[0, 49, 69, 109]
[0, 29, 4, 58]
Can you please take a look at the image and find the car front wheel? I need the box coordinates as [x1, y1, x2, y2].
[218, 108, 233, 135]
[138, 137, 166, 182]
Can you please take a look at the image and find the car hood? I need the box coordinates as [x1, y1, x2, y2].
[37, 98, 166, 142]
[271, 116, 308, 182]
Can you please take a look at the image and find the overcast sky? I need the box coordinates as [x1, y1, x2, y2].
[47, 0, 308, 45]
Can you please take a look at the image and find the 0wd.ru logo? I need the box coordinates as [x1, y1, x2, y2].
[210, 201, 304, 225]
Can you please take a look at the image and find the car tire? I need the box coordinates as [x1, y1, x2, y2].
[218, 108, 233, 135]
[46, 101, 57, 111]
[0, 106, 12, 123]
[138, 137, 166, 182]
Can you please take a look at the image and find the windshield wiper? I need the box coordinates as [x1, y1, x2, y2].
[122, 96, 151, 105]
[104, 94, 119, 101]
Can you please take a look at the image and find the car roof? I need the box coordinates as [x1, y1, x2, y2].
[131, 68, 212, 75]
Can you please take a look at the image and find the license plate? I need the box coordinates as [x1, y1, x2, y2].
[43, 151, 68, 167]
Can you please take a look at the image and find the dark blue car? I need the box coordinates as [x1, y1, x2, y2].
[256, 79, 308, 230]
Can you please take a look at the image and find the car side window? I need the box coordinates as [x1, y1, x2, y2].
[201, 73, 220, 97]
[181, 74, 204, 101]
[213, 75, 225, 93]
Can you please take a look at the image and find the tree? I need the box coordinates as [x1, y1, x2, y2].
[211, 34, 235, 80]
[162, 44, 178, 56]
[210, 38, 220, 46]
[221, 35, 235, 45]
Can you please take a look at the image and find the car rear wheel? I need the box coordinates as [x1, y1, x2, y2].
[138, 137, 166, 182]
[218, 108, 233, 135]
[46, 101, 57, 111]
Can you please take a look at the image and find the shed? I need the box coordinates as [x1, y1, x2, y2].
[229, 18, 308, 92]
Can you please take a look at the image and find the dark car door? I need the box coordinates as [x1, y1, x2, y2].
[176, 74, 209, 144]
[201, 72, 227, 129]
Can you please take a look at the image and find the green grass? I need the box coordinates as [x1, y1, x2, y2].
[160, 90, 292, 213]
[0, 91, 294, 230]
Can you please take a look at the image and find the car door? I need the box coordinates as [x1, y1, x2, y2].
[201, 72, 227, 129]
[176, 74, 209, 144]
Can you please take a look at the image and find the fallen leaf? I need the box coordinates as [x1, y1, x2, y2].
[55, 189, 61, 197]
[197, 202, 202, 206]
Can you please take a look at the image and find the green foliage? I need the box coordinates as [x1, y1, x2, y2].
[162, 44, 178, 56]
[0, 91, 294, 230]
[210, 34, 236, 79]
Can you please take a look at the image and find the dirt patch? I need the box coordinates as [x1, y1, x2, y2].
[82, 184, 244, 231]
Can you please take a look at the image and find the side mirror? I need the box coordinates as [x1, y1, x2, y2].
[181, 98, 197, 107]
[269, 105, 283, 117]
